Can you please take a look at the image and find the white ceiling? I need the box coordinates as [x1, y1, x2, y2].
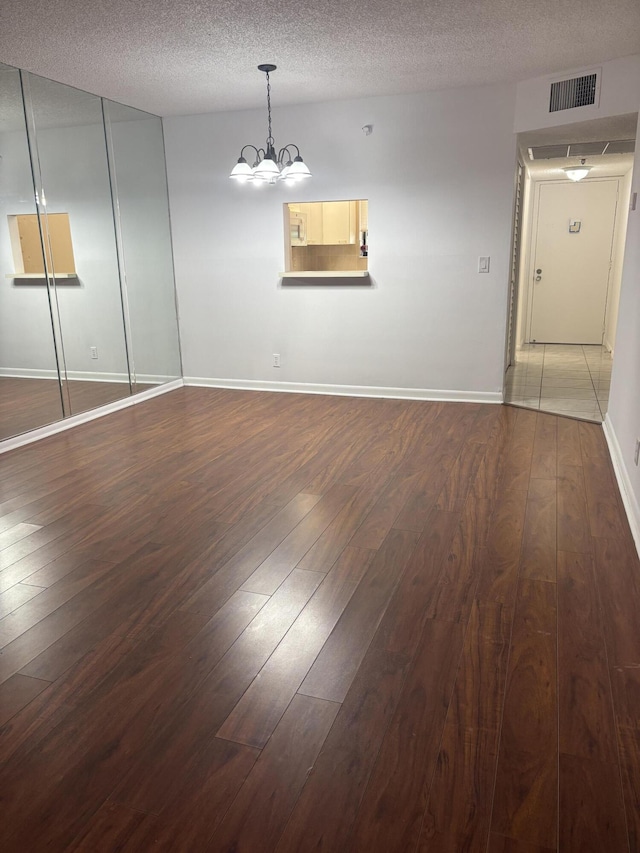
[0, 0, 638, 116]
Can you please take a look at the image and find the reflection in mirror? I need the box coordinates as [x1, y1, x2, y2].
[284, 200, 368, 273]
[0, 63, 64, 439]
[103, 101, 181, 390]
[24, 71, 132, 417]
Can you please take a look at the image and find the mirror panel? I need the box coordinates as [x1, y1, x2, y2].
[24, 72, 132, 416]
[0, 63, 64, 439]
[103, 100, 181, 390]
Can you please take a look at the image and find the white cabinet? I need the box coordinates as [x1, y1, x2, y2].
[297, 201, 356, 245]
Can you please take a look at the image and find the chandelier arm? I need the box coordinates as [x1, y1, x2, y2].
[240, 144, 261, 162]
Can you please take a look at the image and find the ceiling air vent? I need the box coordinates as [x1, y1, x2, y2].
[549, 72, 598, 112]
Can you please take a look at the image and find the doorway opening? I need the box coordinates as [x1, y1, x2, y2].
[504, 114, 636, 423]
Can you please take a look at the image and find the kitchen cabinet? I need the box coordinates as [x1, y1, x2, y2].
[298, 201, 357, 245]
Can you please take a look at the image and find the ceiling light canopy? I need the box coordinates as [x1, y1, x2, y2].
[563, 158, 591, 182]
[230, 64, 311, 186]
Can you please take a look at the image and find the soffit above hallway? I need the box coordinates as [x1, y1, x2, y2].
[0, 0, 638, 116]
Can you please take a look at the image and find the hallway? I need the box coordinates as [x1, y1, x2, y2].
[504, 344, 612, 422]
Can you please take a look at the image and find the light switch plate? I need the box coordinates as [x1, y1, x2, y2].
[478, 256, 490, 273]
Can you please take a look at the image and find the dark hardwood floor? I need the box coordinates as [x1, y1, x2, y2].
[0, 387, 638, 851]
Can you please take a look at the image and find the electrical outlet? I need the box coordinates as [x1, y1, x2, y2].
[635, 438, 640, 467]
[272, 353, 281, 368]
[90, 346, 98, 359]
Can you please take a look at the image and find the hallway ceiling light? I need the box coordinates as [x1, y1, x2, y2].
[229, 65, 311, 186]
[563, 158, 591, 181]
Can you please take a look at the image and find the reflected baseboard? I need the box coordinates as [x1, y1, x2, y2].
[0, 378, 184, 454]
[0, 367, 177, 384]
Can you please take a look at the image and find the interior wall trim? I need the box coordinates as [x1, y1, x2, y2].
[0, 378, 184, 455]
[603, 413, 640, 558]
[0, 367, 177, 384]
[184, 375, 503, 405]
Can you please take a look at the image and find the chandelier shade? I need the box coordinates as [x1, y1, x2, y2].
[229, 65, 311, 185]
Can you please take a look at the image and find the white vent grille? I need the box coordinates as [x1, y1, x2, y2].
[549, 73, 598, 112]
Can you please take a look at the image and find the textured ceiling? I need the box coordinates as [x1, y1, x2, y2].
[0, 0, 638, 116]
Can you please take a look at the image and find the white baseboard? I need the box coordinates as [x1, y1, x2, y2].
[184, 375, 503, 405]
[0, 367, 176, 384]
[603, 414, 640, 558]
[0, 379, 184, 455]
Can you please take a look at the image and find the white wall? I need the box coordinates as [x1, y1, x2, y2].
[164, 82, 517, 399]
[606, 167, 633, 354]
[515, 55, 640, 133]
[606, 111, 640, 552]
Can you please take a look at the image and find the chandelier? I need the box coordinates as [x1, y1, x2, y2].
[229, 64, 312, 186]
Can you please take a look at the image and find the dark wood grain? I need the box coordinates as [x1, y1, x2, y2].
[520, 478, 556, 582]
[491, 579, 558, 850]
[213, 695, 340, 852]
[217, 547, 371, 748]
[559, 752, 628, 851]
[557, 550, 618, 761]
[0, 388, 635, 851]
[275, 647, 411, 853]
[530, 412, 557, 480]
[418, 723, 500, 852]
[299, 527, 419, 702]
[348, 619, 465, 853]
[557, 464, 592, 555]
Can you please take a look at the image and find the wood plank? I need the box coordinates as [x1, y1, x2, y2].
[577, 421, 608, 458]
[0, 582, 44, 619]
[446, 598, 512, 733]
[299, 527, 419, 703]
[558, 752, 628, 851]
[557, 550, 618, 761]
[556, 464, 592, 555]
[487, 836, 556, 853]
[617, 726, 640, 853]
[348, 619, 465, 853]
[593, 536, 640, 666]
[490, 579, 557, 850]
[348, 468, 423, 550]
[476, 488, 529, 606]
[0, 522, 43, 551]
[556, 417, 581, 468]
[0, 673, 51, 727]
[582, 456, 629, 540]
[417, 723, 500, 852]
[497, 408, 537, 493]
[110, 570, 322, 816]
[373, 509, 461, 655]
[275, 647, 411, 853]
[529, 412, 557, 480]
[520, 478, 556, 582]
[435, 439, 487, 512]
[181, 492, 323, 613]
[217, 547, 371, 748]
[66, 802, 160, 853]
[213, 696, 340, 852]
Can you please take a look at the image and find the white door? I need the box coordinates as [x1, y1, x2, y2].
[529, 179, 619, 344]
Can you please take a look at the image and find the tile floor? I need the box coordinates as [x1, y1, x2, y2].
[504, 343, 612, 423]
